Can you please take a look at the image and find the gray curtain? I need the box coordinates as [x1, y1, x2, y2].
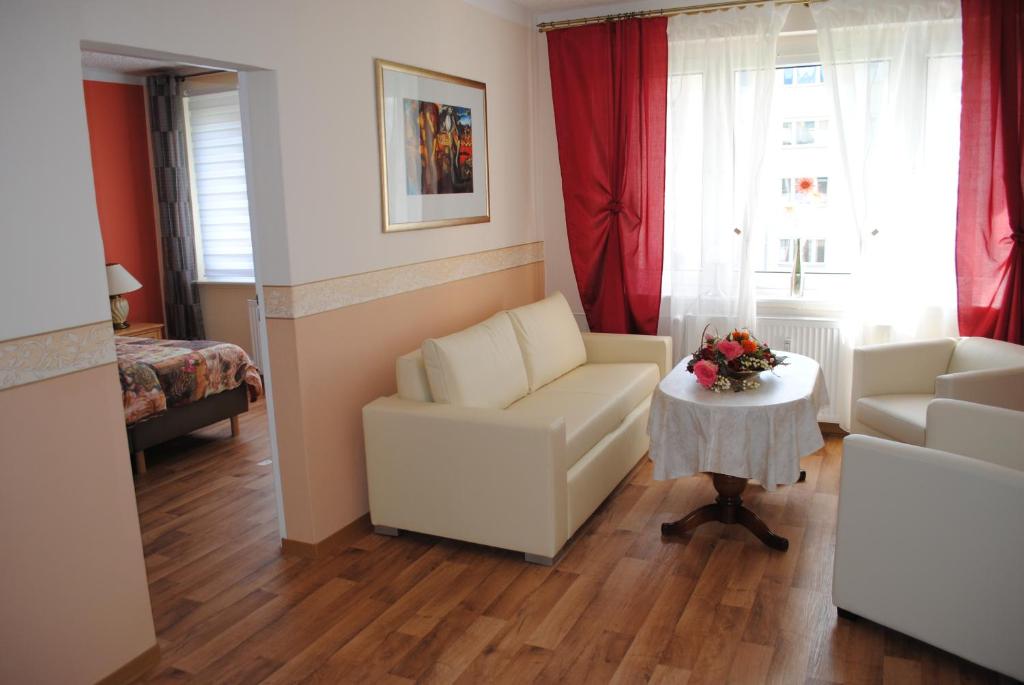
[147, 74, 205, 340]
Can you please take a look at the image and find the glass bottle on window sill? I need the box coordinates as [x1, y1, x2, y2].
[790, 238, 805, 297]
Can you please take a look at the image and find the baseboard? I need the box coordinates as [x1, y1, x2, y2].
[280, 513, 372, 559]
[95, 643, 160, 685]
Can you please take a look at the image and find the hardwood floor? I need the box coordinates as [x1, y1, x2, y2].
[132, 402, 1011, 684]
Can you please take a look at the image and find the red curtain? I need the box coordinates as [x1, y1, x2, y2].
[957, 0, 1024, 343]
[547, 18, 668, 335]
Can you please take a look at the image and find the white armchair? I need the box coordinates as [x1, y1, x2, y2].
[851, 336, 1024, 444]
[834, 400, 1024, 681]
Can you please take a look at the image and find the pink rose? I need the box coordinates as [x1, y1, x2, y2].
[693, 360, 719, 388]
[717, 339, 744, 361]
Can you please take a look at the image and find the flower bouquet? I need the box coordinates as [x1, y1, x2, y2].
[686, 326, 785, 392]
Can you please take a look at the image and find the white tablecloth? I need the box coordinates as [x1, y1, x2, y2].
[648, 352, 829, 490]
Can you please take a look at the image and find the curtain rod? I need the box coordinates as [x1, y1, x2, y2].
[536, 0, 824, 33]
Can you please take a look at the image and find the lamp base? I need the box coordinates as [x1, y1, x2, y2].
[110, 295, 130, 330]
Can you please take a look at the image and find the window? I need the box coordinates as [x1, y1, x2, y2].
[781, 65, 824, 86]
[782, 119, 829, 146]
[184, 90, 254, 282]
[754, 63, 858, 300]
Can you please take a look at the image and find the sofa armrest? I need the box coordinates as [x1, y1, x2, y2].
[581, 332, 673, 378]
[835, 435, 1024, 679]
[935, 366, 1024, 413]
[851, 338, 956, 404]
[925, 399, 1024, 472]
[362, 397, 568, 557]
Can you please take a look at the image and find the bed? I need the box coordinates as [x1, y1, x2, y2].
[116, 336, 264, 474]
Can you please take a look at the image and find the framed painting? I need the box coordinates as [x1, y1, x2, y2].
[375, 59, 490, 232]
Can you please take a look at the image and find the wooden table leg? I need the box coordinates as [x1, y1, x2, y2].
[662, 473, 789, 551]
[230, 415, 240, 437]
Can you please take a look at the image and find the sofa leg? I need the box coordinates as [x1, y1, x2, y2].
[374, 525, 400, 537]
[524, 553, 555, 566]
[837, 607, 860, 621]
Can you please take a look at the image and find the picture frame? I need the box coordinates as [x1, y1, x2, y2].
[374, 59, 491, 233]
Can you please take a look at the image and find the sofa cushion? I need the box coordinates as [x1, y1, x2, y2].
[505, 362, 659, 468]
[507, 292, 587, 392]
[396, 349, 432, 402]
[421, 313, 529, 409]
[856, 394, 932, 446]
[948, 337, 1024, 374]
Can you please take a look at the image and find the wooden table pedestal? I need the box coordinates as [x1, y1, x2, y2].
[661, 470, 806, 551]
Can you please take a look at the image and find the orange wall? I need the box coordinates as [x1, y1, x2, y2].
[0, 363, 156, 683]
[83, 79, 163, 324]
[267, 261, 545, 544]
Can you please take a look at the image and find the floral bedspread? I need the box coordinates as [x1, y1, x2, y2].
[116, 337, 263, 425]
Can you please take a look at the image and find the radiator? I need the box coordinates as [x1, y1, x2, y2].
[247, 298, 266, 371]
[756, 316, 842, 422]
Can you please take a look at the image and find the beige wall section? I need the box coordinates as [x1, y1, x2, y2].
[0, 364, 156, 684]
[198, 282, 258, 358]
[268, 261, 544, 544]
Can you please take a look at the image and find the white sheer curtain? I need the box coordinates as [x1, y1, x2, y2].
[812, 0, 962, 429]
[660, 4, 790, 363]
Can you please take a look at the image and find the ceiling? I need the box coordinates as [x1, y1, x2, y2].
[81, 50, 216, 77]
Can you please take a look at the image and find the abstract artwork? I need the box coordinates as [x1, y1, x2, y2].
[404, 100, 474, 195]
[376, 59, 489, 232]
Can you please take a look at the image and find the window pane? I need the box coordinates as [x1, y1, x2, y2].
[186, 91, 254, 281]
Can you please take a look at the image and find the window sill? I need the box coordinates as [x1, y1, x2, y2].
[757, 297, 845, 320]
[194, 279, 256, 287]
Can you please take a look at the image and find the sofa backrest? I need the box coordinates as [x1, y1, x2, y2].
[948, 337, 1024, 374]
[507, 291, 587, 392]
[420, 312, 529, 409]
[396, 349, 432, 402]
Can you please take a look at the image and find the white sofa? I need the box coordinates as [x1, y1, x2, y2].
[850, 336, 1024, 444]
[362, 292, 672, 564]
[835, 399, 1024, 681]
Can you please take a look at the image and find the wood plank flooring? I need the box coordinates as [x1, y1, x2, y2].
[132, 402, 1012, 684]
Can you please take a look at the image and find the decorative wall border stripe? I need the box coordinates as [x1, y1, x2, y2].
[0, 321, 116, 391]
[263, 241, 544, 319]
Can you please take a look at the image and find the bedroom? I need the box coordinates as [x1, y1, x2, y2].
[82, 59, 268, 478]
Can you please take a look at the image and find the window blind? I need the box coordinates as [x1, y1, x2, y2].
[186, 90, 254, 281]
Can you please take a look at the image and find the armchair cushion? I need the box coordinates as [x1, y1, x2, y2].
[507, 292, 587, 391]
[948, 336, 1024, 373]
[505, 362, 659, 468]
[421, 312, 529, 409]
[855, 394, 931, 445]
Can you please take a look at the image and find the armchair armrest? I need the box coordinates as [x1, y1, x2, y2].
[581, 332, 673, 378]
[935, 366, 1024, 413]
[851, 338, 956, 402]
[362, 397, 568, 557]
[925, 399, 1024, 472]
[835, 435, 1024, 679]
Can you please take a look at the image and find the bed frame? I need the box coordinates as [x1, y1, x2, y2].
[127, 384, 250, 474]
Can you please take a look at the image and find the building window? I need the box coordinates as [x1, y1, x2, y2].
[184, 90, 254, 282]
[782, 119, 829, 146]
[781, 65, 824, 86]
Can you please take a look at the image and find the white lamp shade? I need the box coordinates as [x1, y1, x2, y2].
[106, 263, 143, 296]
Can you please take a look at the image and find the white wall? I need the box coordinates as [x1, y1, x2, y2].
[0, 0, 537, 342]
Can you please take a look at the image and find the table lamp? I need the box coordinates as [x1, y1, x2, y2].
[106, 263, 143, 329]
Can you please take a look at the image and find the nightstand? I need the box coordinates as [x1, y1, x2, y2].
[118, 321, 165, 339]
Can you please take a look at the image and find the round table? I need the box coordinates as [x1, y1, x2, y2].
[647, 352, 829, 550]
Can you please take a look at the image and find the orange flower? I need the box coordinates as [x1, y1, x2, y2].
[742, 339, 758, 353]
[796, 177, 815, 193]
